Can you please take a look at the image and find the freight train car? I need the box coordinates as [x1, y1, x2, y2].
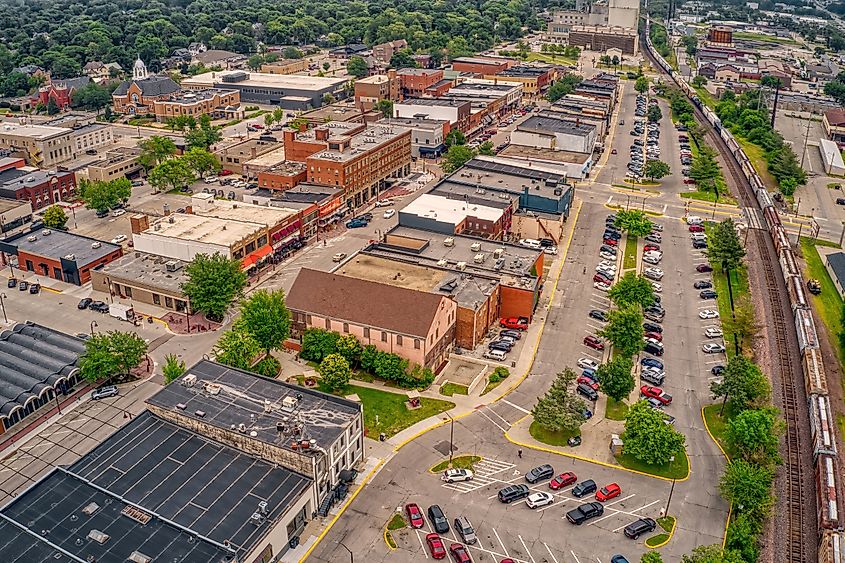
[818, 453, 843, 531]
[810, 394, 838, 460]
[805, 347, 829, 397]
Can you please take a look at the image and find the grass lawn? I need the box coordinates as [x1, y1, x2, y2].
[798, 237, 844, 364]
[692, 86, 717, 110]
[430, 455, 482, 473]
[318, 383, 455, 438]
[623, 236, 638, 271]
[703, 223, 751, 359]
[614, 449, 689, 479]
[526, 52, 577, 66]
[529, 420, 578, 447]
[605, 397, 629, 421]
[645, 515, 676, 547]
[733, 31, 799, 45]
[679, 190, 738, 205]
[702, 403, 739, 459]
[481, 379, 503, 395]
[439, 382, 469, 397]
[385, 513, 406, 548]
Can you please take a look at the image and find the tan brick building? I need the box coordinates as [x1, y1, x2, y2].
[153, 89, 242, 122]
[354, 71, 400, 111]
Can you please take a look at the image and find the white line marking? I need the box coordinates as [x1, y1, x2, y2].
[519, 535, 537, 563]
[603, 493, 636, 507]
[416, 530, 428, 559]
[545, 543, 560, 563]
[572, 550, 582, 563]
[628, 499, 662, 514]
[484, 406, 512, 427]
[476, 409, 508, 433]
[502, 399, 530, 414]
[493, 528, 510, 558]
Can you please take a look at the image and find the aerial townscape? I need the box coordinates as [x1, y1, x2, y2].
[5, 0, 845, 561]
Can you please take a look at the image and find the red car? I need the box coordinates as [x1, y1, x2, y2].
[500, 317, 528, 330]
[426, 533, 447, 559]
[550, 472, 578, 490]
[405, 503, 425, 529]
[696, 263, 713, 273]
[584, 335, 604, 350]
[641, 385, 673, 405]
[578, 375, 599, 390]
[450, 543, 472, 562]
[689, 224, 704, 232]
[603, 237, 619, 246]
[593, 273, 613, 284]
[251, 123, 264, 129]
[643, 244, 660, 252]
[596, 482, 622, 502]
[644, 331, 662, 342]
[219, 169, 233, 176]
[683, 178, 697, 184]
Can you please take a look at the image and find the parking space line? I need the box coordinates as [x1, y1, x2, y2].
[502, 399, 530, 414]
[493, 528, 511, 558]
[416, 530, 428, 559]
[519, 535, 537, 563]
[477, 408, 508, 433]
[571, 550, 582, 563]
[603, 493, 636, 507]
[544, 543, 560, 563]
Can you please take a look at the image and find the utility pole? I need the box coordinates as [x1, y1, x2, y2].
[800, 113, 813, 169]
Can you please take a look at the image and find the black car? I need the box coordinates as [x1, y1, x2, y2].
[644, 342, 664, 356]
[572, 479, 597, 498]
[711, 365, 726, 376]
[498, 484, 530, 503]
[577, 383, 598, 401]
[692, 240, 708, 249]
[600, 245, 617, 255]
[500, 329, 522, 340]
[95, 209, 109, 218]
[29, 283, 40, 294]
[360, 212, 374, 221]
[7, 278, 15, 288]
[488, 340, 514, 352]
[525, 464, 555, 484]
[589, 309, 609, 322]
[603, 231, 621, 240]
[700, 290, 718, 299]
[837, 198, 845, 205]
[427, 505, 449, 534]
[643, 322, 662, 334]
[78, 298, 93, 309]
[693, 280, 713, 289]
[18, 281, 28, 291]
[89, 301, 109, 313]
[539, 238, 555, 248]
[566, 502, 604, 525]
[624, 517, 657, 539]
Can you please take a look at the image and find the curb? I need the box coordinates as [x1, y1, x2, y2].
[646, 516, 676, 549]
[700, 405, 733, 549]
[427, 455, 484, 474]
[383, 522, 397, 551]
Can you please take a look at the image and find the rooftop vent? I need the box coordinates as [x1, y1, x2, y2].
[165, 260, 181, 272]
[128, 552, 152, 563]
[27, 235, 37, 242]
[63, 254, 76, 261]
[474, 253, 485, 263]
[120, 505, 151, 525]
[282, 396, 299, 410]
[91, 242, 101, 249]
[176, 403, 186, 410]
[87, 530, 110, 544]
[456, 261, 467, 271]
[206, 382, 220, 395]
[42, 229, 51, 236]
[470, 242, 481, 252]
[443, 237, 454, 247]
[81, 502, 99, 516]
[194, 410, 205, 418]
[183, 374, 197, 386]
[436, 259, 447, 267]
[494, 248, 504, 258]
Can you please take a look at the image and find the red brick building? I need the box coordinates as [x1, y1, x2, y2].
[397, 69, 445, 97]
[0, 168, 76, 210]
[32, 77, 91, 111]
[451, 56, 514, 75]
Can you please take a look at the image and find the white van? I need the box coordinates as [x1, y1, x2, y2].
[483, 349, 508, 362]
[686, 215, 703, 225]
[690, 233, 708, 241]
[519, 239, 542, 250]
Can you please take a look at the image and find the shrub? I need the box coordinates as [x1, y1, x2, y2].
[253, 355, 281, 378]
[489, 366, 510, 383]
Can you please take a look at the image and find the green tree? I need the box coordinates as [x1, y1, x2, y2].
[78, 178, 131, 211]
[719, 459, 774, 521]
[214, 329, 261, 370]
[182, 253, 247, 321]
[710, 355, 770, 412]
[724, 513, 760, 563]
[608, 272, 655, 309]
[323, 62, 331, 72]
[162, 353, 186, 384]
[726, 407, 783, 466]
[264, 113, 274, 127]
[389, 49, 417, 69]
[682, 545, 745, 563]
[273, 108, 284, 123]
[531, 368, 588, 435]
[692, 75, 707, 87]
[182, 147, 221, 178]
[635, 76, 650, 94]
[283, 46, 303, 59]
[722, 295, 760, 354]
[647, 104, 662, 123]
[644, 159, 671, 181]
[148, 158, 195, 193]
[347, 56, 368, 78]
[79, 331, 148, 383]
[318, 353, 352, 391]
[478, 141, 495, 156]
[547, 74, 583, 102]
[71, 82, 112, 113]
[597, 355, 635, 402]
[301, 328, 341, 362]
[335, 334, 363, 366]
[599, 306, 644, 359]
[238, 289, 291, 357]
[689, 146, 721, 193]
[621, 400, 686, 466]
[42, 205, 68, 229]
[641, 553, 665, 563]
[374, 99, 394, 118]
[444, 129, 466, 147]
[186, 115, 222, 149]
[138, 136, 177, 170]
[614, 210, 653, 237]
[46, 97, 60, 115]
[441, 144, 476, 173]
[709, 218, 746, 316]
[322, 92, 336, 105]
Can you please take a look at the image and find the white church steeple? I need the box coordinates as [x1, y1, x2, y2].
[132, 58, 148, 81]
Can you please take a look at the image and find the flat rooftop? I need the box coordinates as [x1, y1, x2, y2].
[2, 227, 120, 264]
[147, 360, 361, 454]
[518, 115, 596, 136]
[396, 98, 469, 108]
[0, 168, 67, 189]
[293, 121, 362, 143]
[193, 198, 299, 227]
[397, 68, 442, 76]
[0, 122, 70, 140]
[141, 213, 262, 245]
[265, 159, 307, 174]
[440, 157, 569, 195]
[301, 103, 363, 123]
[400, 193, 505, 225]
[309, 124, 408, 163]
[380, 117, 448, 130]
[163, 88, 239, 104]
[449, 82, 520, 94]
[0, 197, 29, 213]
[244, 145, 287, 168]
[185, 71, 346, 92]
[99, 252, 188, 293]
[499, 144, 592, 164]
[452, 56, 513, 66]
[357, 74, 392, 84]
[498, 65, 551, 77]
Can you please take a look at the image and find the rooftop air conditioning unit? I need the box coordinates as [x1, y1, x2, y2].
[206, 383, 220, 395]
[470, 242, 481, 252]
[165, 260, 180, 272]
[437, 259, 448, 267]
[474, 253, 485, 263]
[91, 242, 101, 249]
[42, 229, 51, 236]
[456, 261, 467, 271]
[182, 374, 197, 387]
[63, 253, 76, 260]
[87, 530, 110, 544]
[443, 237, 455, 247]
[27, 235, 36, 242]
[282, 396, 299, 409]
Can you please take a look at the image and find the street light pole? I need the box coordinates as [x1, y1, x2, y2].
[445, 412, 455, 467]
[90, 320, 98, 337]
[665, 476, 677, 515]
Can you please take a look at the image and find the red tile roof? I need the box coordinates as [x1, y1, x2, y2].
[826, 108, 845, 127]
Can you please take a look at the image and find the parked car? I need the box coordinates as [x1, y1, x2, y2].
[694, 280, 713, 289]
[644, 341, 664, 356]
[345, 219, 367, 228]
[696, 264, 713, 273]
[641, 385, 672, 405]
[583, 335, 604, 350]
[500, 317, 529, 330]
[500, 329, 522, 340]
[449, 543, 472, 563]
[594, 281, 611, 292]
[692, 240, 708, 249]
[712, 365, 726, 376]
[644, 267, 663, 280]
[641, 369, 665, 386]
[525, 464, 555, 484]
[483, 349, 507, 361]
[577, 357, 599, 371]
[624, 517, 657, 539]
[427, 505, 449, 534]
[383, 209, 396, 219]
[29, 283, 40, 294]
[406, 503, 425, 529]
[18, 280, 28, 291]
[578, 376, 599, 390]
[596, 483, 622, 502]
[498, 484, 531, 503]
[566, 502, 604, 525]
[700, 289, 718, 299]
[425, 533, 447, 559]
[454, 516, 477, 545]
[705, 327, 724, 338]
[577, 383, 598, 401]
[91, 385, 119, 400]
[526, 492, 555, 508]
[488, 340, 513, 352]
[703, 342, 726, 353]
[699, 309, 719, 319]
[332, 252, 347, 262]
[78, 297, 93, 309]
[442, 468, 474, 483]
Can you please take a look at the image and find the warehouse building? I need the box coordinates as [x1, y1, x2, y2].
[181, 71, 347, 110]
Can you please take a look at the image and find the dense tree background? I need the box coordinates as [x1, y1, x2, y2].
[0, 0, 540, 86]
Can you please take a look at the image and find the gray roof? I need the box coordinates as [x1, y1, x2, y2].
[0, 322, 84, 419]
[828, 252, 845, 287]
[518, 115, 595, 136]
[1, 226, 121, 266]
[55, 76, 90, 91]
[112, 76, 180, 97]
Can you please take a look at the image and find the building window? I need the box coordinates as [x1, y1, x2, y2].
[343, 322, 349, 333]
[325, 318, 331, 329]
[124, 286, 132, 298]
[381, 331, 387, 342]
[165, 296, 173, 308]
[363, 327, 370, 338]
[306, 314, 312, 324]
[153, 293, 161, 305]
[414, 339, 421, 349]
[397, 335, 403, 346]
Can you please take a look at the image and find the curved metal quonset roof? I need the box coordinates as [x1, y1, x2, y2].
[0, 322, 84, 420]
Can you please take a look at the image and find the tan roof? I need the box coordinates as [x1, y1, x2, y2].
[286, 268, 446, 338]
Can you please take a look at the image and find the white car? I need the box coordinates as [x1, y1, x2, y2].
[691, 233, 707, 242]
[111, 209, 126, 217]
[705, 327, 724, 338]
[577, 357, 600, 371]
[332, 252, 347, 263]
[204, 176, 218, 184]
[644, 267, 663, 280]
[686, 215, 703, 225]
[643, 253, 662, 265]
[600, 250, 617, 261]
[110, 234, 127, 244]
[594, 281, 611, 292]
[650, 281, 662, 293]
[544, 246, 558, 255]
[597, 264, 616, 277]
[651, 223, 663, 232]
[374, 199, 393, 207]
[383, 209, 396, 219]
[526, 492, 555, 509]
[703, 342, 726, 353]
[442, 468, 474, 483]
[699, 309, 720, 319]
[642, 367, 665, 379]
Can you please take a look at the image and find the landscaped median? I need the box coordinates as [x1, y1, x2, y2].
[614, 450, 689, 480]
[623, 235, 638, 271]
[384, 513, 406, 549]
[645, 515, 677, 548]
[429, 455, 481, 473]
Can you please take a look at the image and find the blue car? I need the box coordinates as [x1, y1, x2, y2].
[581, 368, 597, 381]
[346, 219, 367, 228]
[641, 357, 664, 370]
[611, 556, 630, 563]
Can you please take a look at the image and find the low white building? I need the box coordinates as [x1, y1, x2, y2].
[819, 138, 845, 176]
[511, 115, 597, 154]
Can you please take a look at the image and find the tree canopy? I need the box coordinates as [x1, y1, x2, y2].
[599, 305, 644, 358]
[726, 407, 783, 466]
[138, 136, 177, 171]
[709, 219, 746, 272]
[182, 253, 247, 321]
[214, 329, 261, 370]
[621, 400, 686, 466]
[237, 289, 291, 356]
[148, 158, 195, 193]
[441, 144, 476, 173]
[719, 459, 775, 521]
[78, 178, 131, 212]
[318, 353, 352, 391]
[532, 368, 587, 435]
[644, 159, 671, 181]
[710, 355, 770, 411]
[79, 331, 148, 383]
[42, 205, 68, 229]
[614, 210, 653, 237]
[547, 74, 583, 102]
[597, 355, 634, 402]
[608, 272, 655, 309]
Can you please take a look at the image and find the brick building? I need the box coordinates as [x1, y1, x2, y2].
[451, 56, 514, 75]
[0, 166, 76, 210]
[567, 25, 639, 55]
[397, 68, 445, 97]
[372, 39, 408, 63]
[111, 59, 181, 115]
[353, 71, 400, 111]
[152, 88, 242, 122]
[257, 161, 308, 191]
[32, 77, 91, 111]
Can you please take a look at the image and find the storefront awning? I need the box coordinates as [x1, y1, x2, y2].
[241, 244, 273, 270]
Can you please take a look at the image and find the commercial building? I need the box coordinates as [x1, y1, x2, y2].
[393, 98, 472, 132]
[825, 250, 845, 299]
[0, 197, 33, 235]
[485, 65, 554, 99]
[708, 25, 734, 45]
[112, 59, 181, 114]
[241, 145, 288, 178]
[820, 138, 845, 175]
[153, 88, 242, 122]
[70, 123, 113, 153]
[398, 68, 445, 97]
[0, 322, 85, 434]
[182, 70, 347, 110]
[497, 144, 594, 179]
[824, 108, 845, 143]
[0, 226, 122, 285]
[381, 116, 450, 157]
[73, 147, 142, 183]
[399, 192, 509, 238]
[544, 98, 610, 137]
[91, 252, 191, 313]
[287, 268, 457, 369]
[511, 114, 597, 153]
[214, 137, 282, 175]
[260, 58, 310, 74]
[0, 166, 76, 210]
[451, 56, 514, 75]
[300, 102, 366, 126]
[354, 71, 400, 111]
[0, 121, 77, 167]
[567, 26, 639, 55]
[244, 183, 343, 235]
[373, 39, 408, 63]
[547, 0, 641, 38]
[192, 49, 245, 68]
[257, 159, 308, 191]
